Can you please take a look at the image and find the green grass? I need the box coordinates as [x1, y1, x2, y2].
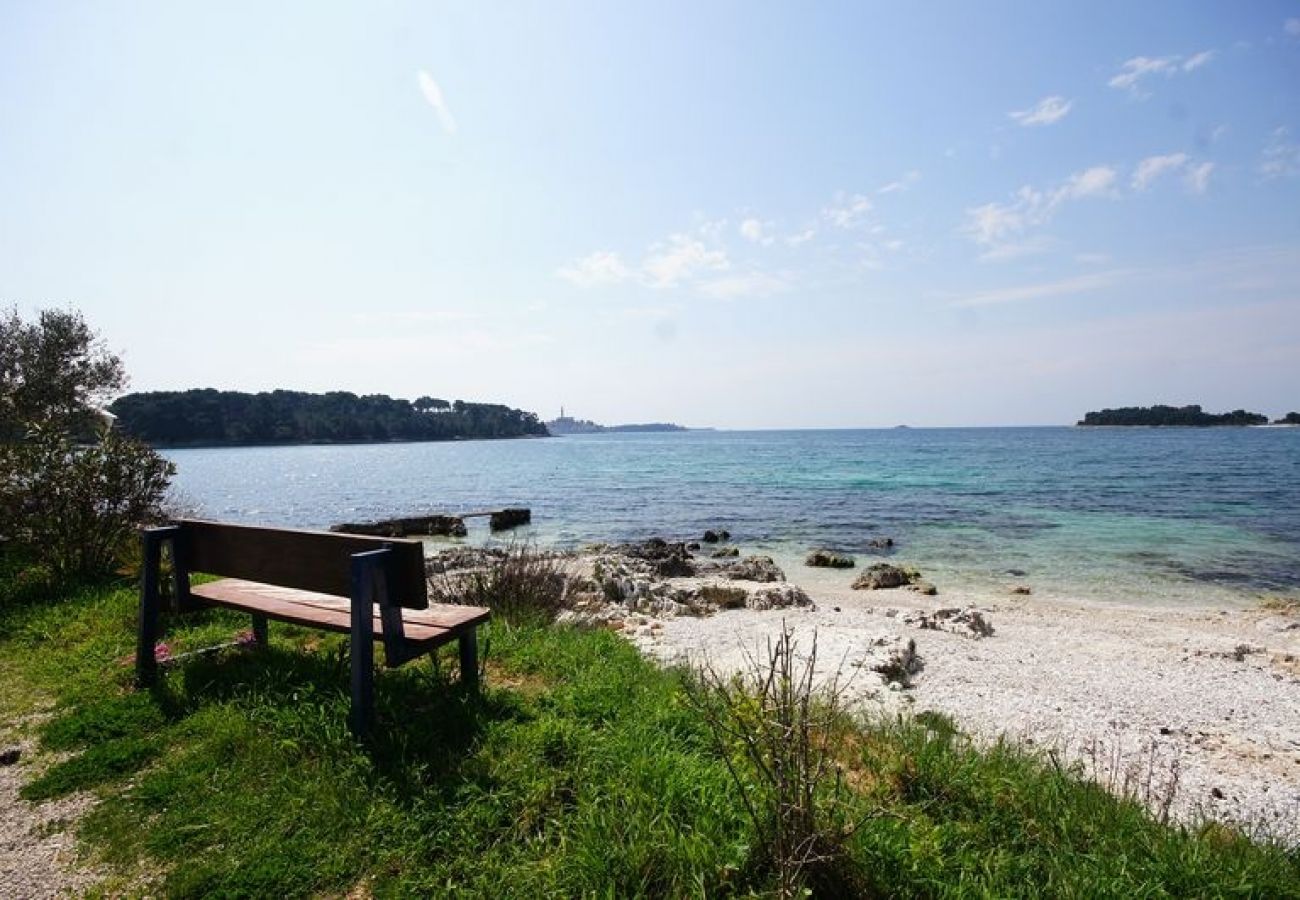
[2, 570, 1298, 898]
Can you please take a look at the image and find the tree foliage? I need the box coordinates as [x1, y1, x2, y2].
[1078, 405, 1270, 427]
[0, 307, 172, 581]
[1, 306, 126, 440]
[109, 389, 549, 445]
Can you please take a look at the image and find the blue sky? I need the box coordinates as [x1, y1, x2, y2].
[2, 2, 1298, 427]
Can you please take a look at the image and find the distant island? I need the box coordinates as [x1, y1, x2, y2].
[110, 389, 549, 446]
[1077, 405, 1280, 427]
[546, 413, 691, 435]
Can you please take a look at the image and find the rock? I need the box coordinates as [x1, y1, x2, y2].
[866, 537, 895, 550]
[719, 529, 731, 541]
[725, 555, 786, 583]
[426, 546, 507, 574]
[711, 547, 740, 558]
[747, 584, 813, 611]
[903, 607, 995, 639]
[654, 554, 695, 578]
[622, 538, 693, 562]
[909, 581, 938, 596]
[0, 746, 20, 766]
[1011, 586, 1032, 595]
[1005, 568, 1027, 577]
[702, 530, 720, 543]
[489, 507, 531, 531]
[851, 563, 919, 590]
[686, 542, 701, 551]
[332, 514, 467, 538]
[695, 584, 749, 610]
[805, 549, 855, 569]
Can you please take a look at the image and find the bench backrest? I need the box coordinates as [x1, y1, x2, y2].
[175, 519, 429, 610]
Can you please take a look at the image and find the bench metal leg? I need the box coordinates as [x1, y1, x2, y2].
[349, 554, 379, 738]
[251, 614, 269, 646]
[136, 527, 176, 687]
[458, 630, 479, 693]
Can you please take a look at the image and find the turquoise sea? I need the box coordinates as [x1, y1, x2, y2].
[164, 428, 1300, 606]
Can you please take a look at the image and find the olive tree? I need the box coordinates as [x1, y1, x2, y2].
[0, 306, 173, 581]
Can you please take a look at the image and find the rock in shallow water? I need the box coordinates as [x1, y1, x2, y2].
[805, 549, 855, 569]
[852, 563, 921, 590]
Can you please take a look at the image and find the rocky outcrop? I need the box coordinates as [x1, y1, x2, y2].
[332, 514, 467, 538]
[702, 529, 731, 543]
[711, 547, 739, 559]
[852, 563, 922, 590]
[723, 555, 786, 583]
[489, 508, 532, 531]
[902, 607, 995, 639]
[805, 549, 855, 569]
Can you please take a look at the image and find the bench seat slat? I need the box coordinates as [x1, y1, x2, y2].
[191, 579, 489, 645]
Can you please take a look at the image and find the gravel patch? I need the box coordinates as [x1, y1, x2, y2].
[626, 577, 1300, 840]
[0, 724, 105, 899]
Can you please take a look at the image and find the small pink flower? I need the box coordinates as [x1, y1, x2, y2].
[235, 629, 257, 646]
[153, 642, 172, 663]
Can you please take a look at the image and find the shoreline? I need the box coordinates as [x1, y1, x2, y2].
[496, 541, 1300, 839]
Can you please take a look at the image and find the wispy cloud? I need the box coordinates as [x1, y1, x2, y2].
[1184, 161, 1214, 194]
[947, 271, 1122, 308]
[1132, 153, 1189, 190]
[963, 165, 1117, 250]
[1108, 50, 1214, 96]
[643, 235, 729, 287]
[739, 218, 774, 245]
[417, 70, 457, 134]
[1284, 18, 1300, 39]
[823, 193, 873, 228]
[1261, 127, 1300, 178]
[556, 251, 631, 287]
[878, 170, 922, 194]
[785, 228, 816, 246]
[1008, 95, 1072, 127]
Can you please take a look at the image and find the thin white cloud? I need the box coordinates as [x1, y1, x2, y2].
[962, 165, 1117, 252]
[948, 271, 1122, 308]
[556, 251, 631, 287]
[1184, 161, 1214, 194]
[785, 228, 816, 246]
[417, 70, 457, 135]
[1053, 165, 1118, 202]
[1285, 18, 1300, 38]
[978, 236, 1057, 262]
[1108, 50, 1214, 96]
[878, 170, 922, 193]
[823, 193, 873, 228]
[1132, 153, 1189, 190]
[739, 218, 774, 245]
[697, 271, 787, 300]
[1261, 127, 1300, 178]
[643, 234, 729, 287]
[1009, 95, 1073, 127]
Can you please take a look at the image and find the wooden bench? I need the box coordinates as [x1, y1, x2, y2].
[135, 519, 490, 736]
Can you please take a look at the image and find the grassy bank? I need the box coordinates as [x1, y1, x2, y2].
[2, 570, 1298, 898]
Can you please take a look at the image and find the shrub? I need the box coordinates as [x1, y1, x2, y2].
[429, 542, 571, 625]
[0, 424, 173, 580]
[684, 625, 874, 898]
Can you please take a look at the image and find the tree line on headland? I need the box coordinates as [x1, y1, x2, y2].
[109, 389, 550, 446]
[1078, 405, 1299, 427]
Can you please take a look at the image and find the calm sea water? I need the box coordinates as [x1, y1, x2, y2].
[164, 428, 1300, 606]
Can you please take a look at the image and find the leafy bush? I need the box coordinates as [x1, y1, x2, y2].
[0, 307, 174, 583]
[0, 419, 173, 581]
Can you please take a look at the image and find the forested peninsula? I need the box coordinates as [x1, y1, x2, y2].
[1077, 405, 1276, 427]
[109, 389, 549, 446]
